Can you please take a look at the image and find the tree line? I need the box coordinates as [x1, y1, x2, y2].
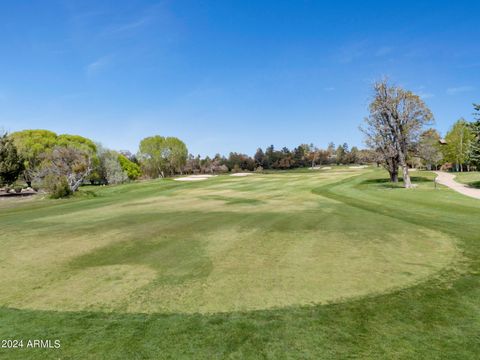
[0, 128, 372, 197]
[183, 143, 374, 174]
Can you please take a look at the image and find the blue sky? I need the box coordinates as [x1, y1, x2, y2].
[0, 1, 479, 156]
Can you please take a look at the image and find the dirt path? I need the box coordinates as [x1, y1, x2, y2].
[434, 171, 480, 200]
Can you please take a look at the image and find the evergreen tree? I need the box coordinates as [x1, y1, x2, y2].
[0, 133, 24, 186]
[335, 145, 346, 164]
[254, 148, 266, 168]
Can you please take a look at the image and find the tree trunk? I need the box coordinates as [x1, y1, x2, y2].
[389, 169, 399, 183]
[71, 178, 83, 192]
[401, 165, 413, 188]
[23, 173, 32, 188]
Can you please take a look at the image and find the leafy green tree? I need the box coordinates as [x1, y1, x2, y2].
[10, 130, 97, 186]
[10, 129, 57, 186]
[56, 134, 97, 154]
[0, 132, 24, 186]
[165, 137, 188, 175]
[138, 136, 168, 178]
[443, 119, 475, 172]
[138, 136, 188, 177]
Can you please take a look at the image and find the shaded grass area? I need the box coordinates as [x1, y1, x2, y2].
[454, 171, 480, 189]
[0, 169, 479, 358]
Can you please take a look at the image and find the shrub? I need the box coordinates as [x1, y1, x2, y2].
[31, 183, 40, 192]
[216, 164, 229, 173]
[43, 174, 72, 199]
[14, 186, 22, 193]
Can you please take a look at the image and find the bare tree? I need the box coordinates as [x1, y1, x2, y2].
[362, 79, 433, 188]
[361, 112, 400, 182]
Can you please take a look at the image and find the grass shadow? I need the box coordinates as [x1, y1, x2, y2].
[199, 195, 265, 205]
[466, 181, 480, 189]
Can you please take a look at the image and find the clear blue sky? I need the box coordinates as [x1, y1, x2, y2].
[0, 1, 479, 156]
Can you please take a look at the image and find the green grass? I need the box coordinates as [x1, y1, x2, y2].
[453, 171, 480, 188]
[0, 167, 479, 359]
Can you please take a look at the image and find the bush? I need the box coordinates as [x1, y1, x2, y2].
[118, 154, 141, 180]
[14, 186, 22, 193]
[43, 174, 72, 199]
[31, 183, 40, 192]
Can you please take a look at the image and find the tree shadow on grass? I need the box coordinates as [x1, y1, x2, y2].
[359, 176, 433, 189]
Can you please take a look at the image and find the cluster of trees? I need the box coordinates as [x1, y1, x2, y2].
[412, 111, 480, 173]
[362, 79, 479, 187]
[441, 108, 480, 172]
[0, 130, 140, 197]
[0, 130, 193, 197]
